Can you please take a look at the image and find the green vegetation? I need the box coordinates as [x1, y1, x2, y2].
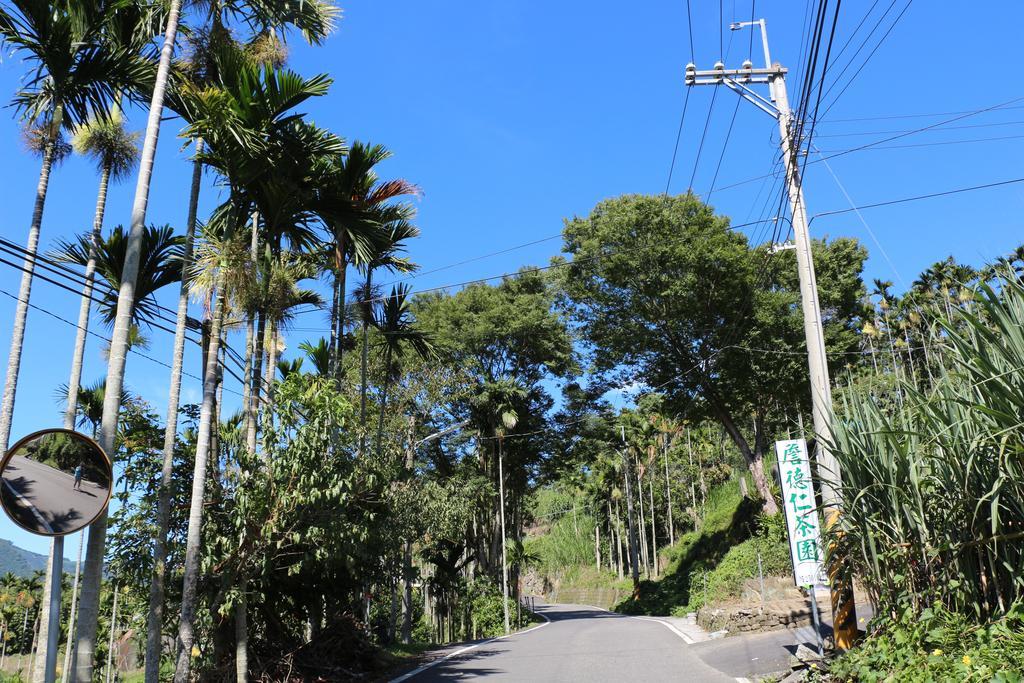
[616, 478, 791, 616]
[0, 0, 1019, 675]
[826, 603, 1024, 683]
[829, 272, 1024, 621]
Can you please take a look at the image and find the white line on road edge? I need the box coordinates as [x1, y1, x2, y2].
[628, 615, 696, 645]
[389, 610, 551, 682]
[626, 614, 749, 683]
[2, 479, 53, 533]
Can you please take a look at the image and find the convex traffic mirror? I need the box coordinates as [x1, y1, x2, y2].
[0, 428, 112, 536]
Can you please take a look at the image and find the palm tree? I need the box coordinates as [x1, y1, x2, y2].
[299, 338, 331, 376]
[472, 379, 527, 635]
[356, 208, 420, 453]
[0, 0, 151, 458]
[373, 285, 433, 455]
[170, 56, 339, 680]
[143, 138, 203, 683]
[172, 225, 240, 683]
[314, 142, 410, 380]
[51, 224, 183, 328]
[258, 250, 323, 414]
[63, 113, 140, 431]
[92, 0, 335, 675]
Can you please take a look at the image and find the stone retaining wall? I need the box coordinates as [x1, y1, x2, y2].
[697, 597, 828, 635]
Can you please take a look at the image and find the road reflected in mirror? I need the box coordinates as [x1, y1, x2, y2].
[0, 429, 111, 536]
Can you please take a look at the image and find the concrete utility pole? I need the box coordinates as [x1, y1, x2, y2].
[684, 18, 857, 648]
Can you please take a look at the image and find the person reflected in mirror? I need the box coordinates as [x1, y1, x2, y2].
[74, 461, 83, 491]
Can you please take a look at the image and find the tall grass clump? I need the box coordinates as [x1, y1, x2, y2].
[828, 269, 1024, 621]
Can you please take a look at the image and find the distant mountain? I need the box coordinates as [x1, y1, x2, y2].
[0, 538, 72, 578]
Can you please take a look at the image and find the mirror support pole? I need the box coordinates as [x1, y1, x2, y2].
[44, 536, 63, 683]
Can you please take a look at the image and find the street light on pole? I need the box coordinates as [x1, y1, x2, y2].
[685, 18, 858, 649]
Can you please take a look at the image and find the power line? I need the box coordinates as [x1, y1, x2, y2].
[0, 285, 205, 384]
[824, 104, 1024, 123]
[688, 85, 720, 191]
[817, 0, 913, 121]
[706, 94, 742, 201]
[712, 95, 1024, 193]
[815, 132, 1024, 152]
[0, 234, 203, 337]
[665, 87, 693, 195]
[0, 253, 200, 344]
[810, 175, 1024, 222]
[378, 234, 563, 289]
[813, 118, 1024, 138]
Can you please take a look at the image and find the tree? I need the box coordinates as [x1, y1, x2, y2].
[0, 0, 151, 456]
[315, 142, 410, 380]
[62, 113, 140, 431]
[559, 193, 867, 515]
[373, 284, 433, 455]
[414, 270, 576, 592]
[51, 224, 183, 328]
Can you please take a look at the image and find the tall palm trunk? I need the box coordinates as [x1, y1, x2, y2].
[497, 437, 509, 635]
[64, 164, 111, 429]
[328, 274, 340, 377]
[74, 2, 182, 679]
[358, 268, 373, 454]
[240, 212, 259, 443]
[331, 237, 348, 381]
[663, 440, 674, 547]
[174, 282, 227, 683]
[60, 533, 84, 683]
[648, 476, 657, 577]
[401, 416, 415, 644]
[374, 345, 393, 456]
[262, 322, 279, 433]
[0, 105, 63, 451]
[103, 585, 118, 683]
[246, 312, 266, 454]
[234, 590, 247, 683]
[144, 138, 202, 683]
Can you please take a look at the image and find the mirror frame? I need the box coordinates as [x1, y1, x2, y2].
[0, 427, 113, 537]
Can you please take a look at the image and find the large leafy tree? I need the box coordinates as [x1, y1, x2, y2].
[414, 270, 576, 580]
[558, 193, 867, 515]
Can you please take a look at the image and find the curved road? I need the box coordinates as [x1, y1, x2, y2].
[1, 455, 107, 533]
[401, 603, 736, 682]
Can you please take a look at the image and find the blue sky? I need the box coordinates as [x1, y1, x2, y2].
[2, 0, 1022, 554]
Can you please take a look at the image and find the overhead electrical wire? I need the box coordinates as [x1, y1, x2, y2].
[710, 95, 1024, 193]
[816, 0, 913, 121]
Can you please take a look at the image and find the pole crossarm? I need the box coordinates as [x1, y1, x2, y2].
[722, 78, 779, 117]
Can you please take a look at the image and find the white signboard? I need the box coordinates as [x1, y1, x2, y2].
[775, 439, 828, 587]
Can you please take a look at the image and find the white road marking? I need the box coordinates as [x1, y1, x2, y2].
[389, 609, 551, 682]
[628, 615, 696, 645]
[2, 478, 53, 533]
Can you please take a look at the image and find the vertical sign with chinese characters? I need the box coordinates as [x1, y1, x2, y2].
[775, 439, 828, 587]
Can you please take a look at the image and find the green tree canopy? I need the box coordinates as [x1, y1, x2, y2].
[558, 193, 867, 513]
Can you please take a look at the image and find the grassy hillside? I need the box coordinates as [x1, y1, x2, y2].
[615, 479, 791, 616]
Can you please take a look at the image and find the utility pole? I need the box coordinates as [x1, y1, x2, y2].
[684, 18, 857, 648]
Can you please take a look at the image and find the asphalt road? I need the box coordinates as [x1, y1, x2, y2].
[1, 455, 107, 533]
[402, 603, 737, 682]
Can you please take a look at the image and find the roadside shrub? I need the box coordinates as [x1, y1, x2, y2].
[826, 602, 1024, 682]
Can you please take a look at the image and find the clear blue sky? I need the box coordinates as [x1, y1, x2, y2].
[2, 0, 1022, 554]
